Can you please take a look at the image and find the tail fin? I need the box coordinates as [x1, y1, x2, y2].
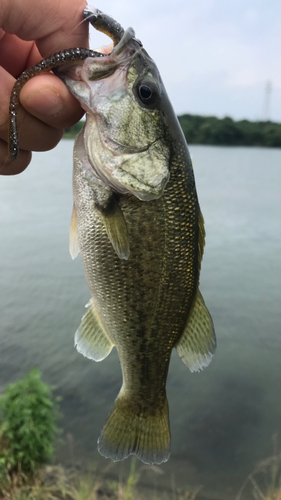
[97, 391, 170, 465]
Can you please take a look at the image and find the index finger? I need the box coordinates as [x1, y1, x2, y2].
[0, 0, 88, 56]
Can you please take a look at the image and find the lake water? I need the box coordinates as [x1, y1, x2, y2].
[1, 141, 281, 499]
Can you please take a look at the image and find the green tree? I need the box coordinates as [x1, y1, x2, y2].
[178, 114, 281, 147]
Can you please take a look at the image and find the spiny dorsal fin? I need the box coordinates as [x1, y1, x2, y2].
[69, 204, 80, 260]
[198, 210, 205, 271]
[176, 289, 216, 372]
[75, 299, 114, 361]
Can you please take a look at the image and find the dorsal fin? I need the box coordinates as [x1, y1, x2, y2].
[198, 210, 205, 271]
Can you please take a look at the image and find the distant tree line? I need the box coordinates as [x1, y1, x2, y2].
[64, 115, 281, 147]
[178, 114, 281, 147]
[64, 121, 85, 138]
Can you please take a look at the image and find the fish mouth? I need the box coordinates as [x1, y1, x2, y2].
[55, 33, 137, 116]
[55, 22, 139, 85]
[55, 6, 147, 103]
[60, 9, 170, 201]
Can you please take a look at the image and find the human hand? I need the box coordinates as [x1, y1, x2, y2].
[0, 0, 88, 174]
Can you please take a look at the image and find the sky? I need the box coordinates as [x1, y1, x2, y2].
[88, 0, 281, 122]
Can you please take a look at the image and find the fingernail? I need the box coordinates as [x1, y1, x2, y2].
[25, 88, 63, 116]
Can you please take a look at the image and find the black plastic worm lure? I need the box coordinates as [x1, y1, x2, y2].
[8, 8, 124, 161]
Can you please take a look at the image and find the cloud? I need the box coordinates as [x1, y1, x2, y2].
[88, 0, 281, 121]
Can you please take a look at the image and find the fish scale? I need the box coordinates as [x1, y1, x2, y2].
[74, 136, 198, 406]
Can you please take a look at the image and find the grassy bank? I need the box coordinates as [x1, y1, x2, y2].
[1, 450, 281, 500]
[0, 460, 203, 500]
[63, 115, 281, 148]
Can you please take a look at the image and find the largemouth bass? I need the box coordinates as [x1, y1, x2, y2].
[8, 7, 216, 466]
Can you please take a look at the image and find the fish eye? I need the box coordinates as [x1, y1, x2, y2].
[139, 85, 152, 99]
[136, 80, 159, 107]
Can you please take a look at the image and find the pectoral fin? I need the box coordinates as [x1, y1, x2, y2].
[84, 174, 130, 260]
[176, 290, 216, 372]
[98, 196, 130, 261]
[75, 299, 114, 361]
[69, 204, 80, 260]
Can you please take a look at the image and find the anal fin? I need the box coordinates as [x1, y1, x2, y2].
[75, 299, 114, 361]
[176, 290, 216, 372]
